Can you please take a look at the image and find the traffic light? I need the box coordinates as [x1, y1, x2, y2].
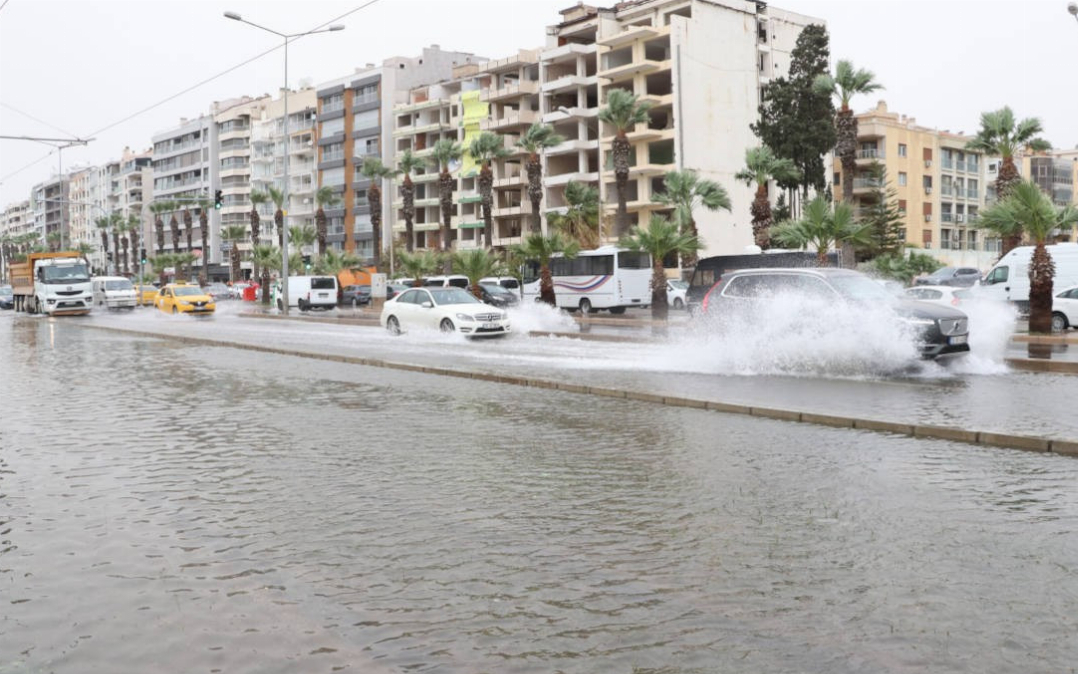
[107, 252, 113, 262]
[214, 190, 223, 210]
[302, 254, 311, 272]
[140, 248, 147, 265]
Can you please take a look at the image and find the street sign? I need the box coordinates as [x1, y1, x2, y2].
[371, 273, 387, 298]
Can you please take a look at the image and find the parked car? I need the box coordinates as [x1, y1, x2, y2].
[204, 282, 231, 302]
[154, 283, 215, 315]
[386, 283, 411, 301]
[380, 286, 510, 338]
[1052, 285, 1078, 332]
[273, 275, 338, 311]
[479, 276, 521, 293]
[903, 285, 974, 308]
[0, 284, 14, 309]
[914, 266, 982, 287]
[340, 284, 371, 306]
[423, 274, 470, 289]
[698, 268, 970, 360]
[478, 282, 519, 308]
[667, 279, 688, 310]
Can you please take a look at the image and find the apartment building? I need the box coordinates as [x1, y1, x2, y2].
[151, 114, 217, 262]
[315, 46, 480, 260]
[536, 0, 818, 254]
[249, 87, 319, 264]
[834, 101, 993, 265]
[30, 174, 68, 248]
[0, 200, 32, 282]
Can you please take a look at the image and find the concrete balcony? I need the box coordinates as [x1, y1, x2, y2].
[854, 148, 885, 165]
[395, 98, 445, 114]
[547, 138, 599, 156]
[639, 92, 674, 109]
[602, 198, 651, 213]
[546, 171, 599, 187]
[479, 49, 540, 74]
[493, 202, 533, 218]
[494, 173, 526, 188]
[541, 74, 598, 94]
[393, 121, 449, 137]
[599, 59, 669, 83]
[598, 24, 663, 48]
[541, 41, 597, 65]
[481, 80, 540, 102]
[480, 110, 538, 131]
[851, 178, 883, 195]
[542, 106, 598, 124]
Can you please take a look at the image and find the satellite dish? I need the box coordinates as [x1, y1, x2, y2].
[448, 158, 462, 173]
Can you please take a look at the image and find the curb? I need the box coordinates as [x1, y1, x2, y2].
[1005, 358, 1078, 375]
[77, 323, 1076, 459]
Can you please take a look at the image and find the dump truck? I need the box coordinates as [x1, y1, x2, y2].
[10, 251, 93, 315]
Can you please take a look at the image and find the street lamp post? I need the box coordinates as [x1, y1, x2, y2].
[1069, 2, 1078, 24]
[224, 12, 343, 313]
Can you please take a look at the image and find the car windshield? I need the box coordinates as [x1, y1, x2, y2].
[43, 263, 90, 283]
[927, 267, 955, 279]
[174, 286, 206, 297]
[430, 288, 480, 305]
[105, 279, 133, 290]
[669, 280, 688, 290]
[828, 275, 895, 301]
[481, 284, 511, 295]
[0, 286, 13, 297]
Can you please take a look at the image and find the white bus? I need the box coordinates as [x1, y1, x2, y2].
[522, 246, 652, 314]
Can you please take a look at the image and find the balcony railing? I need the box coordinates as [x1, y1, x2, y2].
[940, 187, 954, 197]
[321, 150, 345, 163]
[855, 148, 885, 160]
[322, 99, 344, 114]
[966, 163, 979, 174]
[941, 158, 954, 170]
[941, 213, 954, 223]
[852, 178, 882, 189]
[967, 189, 978, 199]
[956, 160, 967, 172]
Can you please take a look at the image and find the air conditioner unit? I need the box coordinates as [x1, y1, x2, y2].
[924, 160, 933, 168]
[925, 186, 933, 194]
[924, 214, 932, 222]
[956, 215, 965, 223]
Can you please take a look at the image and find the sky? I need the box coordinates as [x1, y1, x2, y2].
[1, 0, 1076, 207]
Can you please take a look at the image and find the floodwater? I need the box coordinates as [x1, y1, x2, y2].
[2, 312, 1077, 673]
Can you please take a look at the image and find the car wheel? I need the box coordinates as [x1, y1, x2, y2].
[1051, 312, 1069, 332]
[386, 315, 401, 335]
[440, 318, 455, 333]
[277, 299, 284, 311]
[609, 306, 626, 315]
[172, 306, 178, 315]
[673, 298, 685, 310]
[579, 298, 594, 314]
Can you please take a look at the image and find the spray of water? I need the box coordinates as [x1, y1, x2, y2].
[505, 300, 578, 335]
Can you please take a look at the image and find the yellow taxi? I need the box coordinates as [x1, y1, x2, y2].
[134, 282, 159, 306]
[154, 283, 216, 315]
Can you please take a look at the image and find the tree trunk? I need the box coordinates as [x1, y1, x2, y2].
[155, 219, 164, 255]
[650, 257, 669, 322]
[1028, 241, 1055, 334]
[369, 180, 382, 270]
[613, 133, 631, 238]
[539, 262, 555, 306]
[316, 207, 328, 258]
[261, 266, 271, 306]
[199, 212, 208, 286]
[100, 232, 110, 271]
[121, 236, 129, 275]
[401, 175, 415, 253]
[439, 170, 454, 273]
[526, 153, 543, 234]
[230, 247, 240, 284]
[275, 210, 284, 250]
[680, 217, 699, 270]
[816, 246, 829, 267]
[130, 230, 140, 278]
[113, 232, 121, 274]
[479, 163, 494, 249]
[836, 108, 858, 269]
[996, 158, 1023, 257]
[751, 183, 773, 249]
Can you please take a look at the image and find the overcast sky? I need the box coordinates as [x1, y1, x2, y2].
[2, 0, 1076, 207]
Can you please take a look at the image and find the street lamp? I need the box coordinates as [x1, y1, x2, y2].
[224, 12, 343, 313]
[1069, 2, 1078, 23]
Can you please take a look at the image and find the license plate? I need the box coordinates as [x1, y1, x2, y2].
[949, 334, 968, 345]
[318, 293, 328, 298]
[482, 322, 500, 329]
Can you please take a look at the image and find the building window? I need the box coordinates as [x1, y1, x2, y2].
[833, 172, 840, 186]
[898, 199, 907, 213]
[898, 172, 907, 186]
[322, 167, 344, 186]
[898, 143, 907, 157]
[354, 109, 379, 130]
[321, 117, 345, 137]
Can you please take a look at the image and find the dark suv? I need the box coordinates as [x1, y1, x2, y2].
[698, 268, 970, 360]
[915, 266, 982, 287]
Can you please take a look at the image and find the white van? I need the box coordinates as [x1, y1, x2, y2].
[423, 275, 470, 289]
[976, 243, 1078, 310]
[91, 276, 138, 310]
[273, 275, 338, 311]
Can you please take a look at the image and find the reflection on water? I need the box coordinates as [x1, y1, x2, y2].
[1, 316, 1077, 673]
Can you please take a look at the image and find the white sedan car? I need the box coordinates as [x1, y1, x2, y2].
[1053, 285, 1078, 332]
[666, 279, 688, 310]
[903, 285, 974, 308]
[380, 286, 511, 337]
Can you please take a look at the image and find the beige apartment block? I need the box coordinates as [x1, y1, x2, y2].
[1021, 150, 1077, 242]
[835, 101, 996, 266]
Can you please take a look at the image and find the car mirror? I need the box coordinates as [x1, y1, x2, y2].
[421, 301, 433, 308]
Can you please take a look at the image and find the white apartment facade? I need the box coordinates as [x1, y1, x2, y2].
[150, 113, 217, 267]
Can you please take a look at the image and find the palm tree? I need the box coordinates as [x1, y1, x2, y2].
[252, 244, 279, 307]
[149, 201, 170, 256]
[396, 249, 441, 287]
[108, 212, 124, 275]
[313, 185, 340, 258]
[598, 89, 652, 237]
[119, 217, 133, 275]
[547, 180, 600, 249]
[289, 224, 317, 271]
[734, 147, 801, 250]
[168, 204, 181, 255]
[360, 157, 399, 269]
[512, 232, 579, 306]
[396, 150, 424, 253]
[95, 215, 112, 272]
[432, 139, 463, 264]
[128, 213, 143, 277]
[75, 242, 94, 270]
[172, 253, 197, 283]
[653, 169, 731, 268]
[813, 59, 883, 206]
[977, 179, 1078, 334]
[517, 122, 565, 233]
[966, 107, 1052, 256]
[771, 196, 873, 266]
[265, 186, 286, 250]
[196, 199, 212, 286]
[314, 248, 362, 276]
[183, 206, 194, 269]
[619, 215, 701, 321]
[46, 231, 62, 252]
[149, 253, 176, 284]
[249, 190, 269, 286]
[222, 224, 248, 283]
[452, 247, 501, 298]
[469, 131, 510, 249]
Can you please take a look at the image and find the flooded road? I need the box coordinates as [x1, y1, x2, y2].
[2, 311, 1077, 673]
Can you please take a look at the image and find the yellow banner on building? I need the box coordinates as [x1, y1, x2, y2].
[459, 90, 488, 178]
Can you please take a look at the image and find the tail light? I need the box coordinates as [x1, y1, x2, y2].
[701, 278, 721, 313]
[951, 297, 960, 306]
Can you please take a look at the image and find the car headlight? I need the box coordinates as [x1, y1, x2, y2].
[902, 317, 936, 327]
[178, 300, 191, 306]
[455, 313, 475, 321]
